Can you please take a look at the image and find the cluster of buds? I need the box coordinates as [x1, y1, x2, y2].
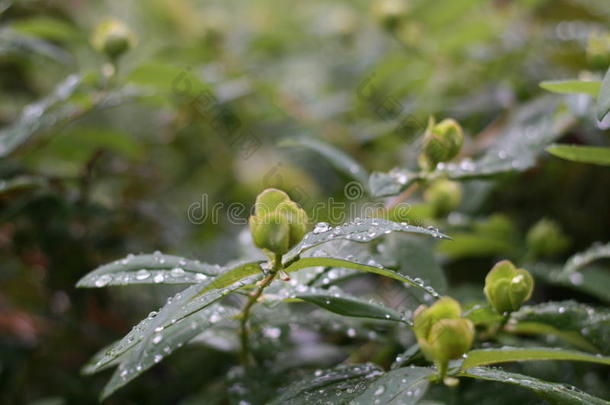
[249, 189, 308, 258]
[419, 117, 464, 171]
[413, 297, 474, 379]
[484, 260, 534, 314]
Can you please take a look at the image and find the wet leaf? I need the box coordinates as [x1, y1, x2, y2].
[283, 285, 405, 322]
[597, 66, 610, 121]
[77, 252, 263, 287]
[460, 366, 608, 405]
[283, 217, 449, 264]
[508, 301, 610, 354]
[268, 363, 384, 405]
[350, 366, 433, 405]
[540, 80, 601, 97]
[460, 347, 610, 370]
[547, 145, 610, 166]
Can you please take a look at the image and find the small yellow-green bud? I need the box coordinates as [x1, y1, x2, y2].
[526, 218, 570, 258]
[249, 189, 308, 257]
[484, 260, 534, 314]
[419, 117, 464, 170]
[91, 19, 136, 60]
[413, 297, 474, 375]
[424, 179, 462, 216]
[372, 0, 410, 30]
[586, 31, 610, 68]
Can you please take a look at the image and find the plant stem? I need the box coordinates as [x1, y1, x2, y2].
[239, 253, 282, 366]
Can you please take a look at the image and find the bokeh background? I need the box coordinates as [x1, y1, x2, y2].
[1, 0, 609, 404]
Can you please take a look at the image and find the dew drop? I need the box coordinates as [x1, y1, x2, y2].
[95, 275, 112, 287]
[313, 222, 331, 234]
[136, 269, 151, 280]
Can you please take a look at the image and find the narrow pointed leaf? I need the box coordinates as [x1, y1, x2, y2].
[563, 242, 610, 274]
[540, 80, 601, 97]
[461, 347, 610, 370]
[284, 256, 440, 296]
[547, 145, 610, 166]
[283, 217, 449, 264]
[86, 274, 260, 379]
[508, 301, 610, 354]
[100, 303, 240, 400]
[268, 363, 384, 405]
[350, 366, 433, 405]
[597, 66, 610, 120]
[0, 74, 81, 157]
[282, 285, 404, 322]
[460, 366, 608, 405]
[76, 253, 243, 287]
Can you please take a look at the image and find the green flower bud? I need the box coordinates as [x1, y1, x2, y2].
[484, 260, 534, 314]
[419, 117, 464, 170]
[586, 31, 610, 69]
[526, 218, 570, 258]
[91, 19, 136, 60]
[423, 179, 462, 217]
[413, 297, 474, 376]
[372, 0, 410, 31]
[249, 189, 308, 257]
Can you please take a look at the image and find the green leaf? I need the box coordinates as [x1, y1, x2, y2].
[268, 363, 385, 405]
[0, 74, 81, 157]
[349, 366, 433, 405]
[384, 234, 447, 292]
[563, 242, 610, 274]
[283, 285, 405, 322]
[464, 304, 504, 325]
[280, 137, 369, 185]
[0, 28, 73, 64]
[540, 80, 601, 97]
[77, 252, 263, 287]
[508, 301, 610, 355]
[597, 66, 610, 121]
[11, 16, 81, 42]
[460, 366, 608, 405]
[86, 275, 260, 399]
[283, 217, 450, 264]
[547, 145, 610, 166]
[529, 264, 610, 303]
[284, 256, 440, 296]
[100, 303, 240, 400]
[461, 347, 610, 370]
[0, 175, 49, 195]
[369, 169, 421, 197]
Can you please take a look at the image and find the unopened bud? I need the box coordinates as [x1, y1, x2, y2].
[484, 260, 534, 314]
[419, 117, 464, 170]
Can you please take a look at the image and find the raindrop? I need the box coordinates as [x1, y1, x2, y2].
[153, 274, 165, 283]
[374, 385, 385, 396]
[170, 267, 185, 277]
[313, 222, 331, 234]
[569, 272, 583, 286]
[95, 275, 112, 287]
[136, 269, 151, 280]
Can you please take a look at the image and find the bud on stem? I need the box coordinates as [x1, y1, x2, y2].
[484, 260, 534, 314]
